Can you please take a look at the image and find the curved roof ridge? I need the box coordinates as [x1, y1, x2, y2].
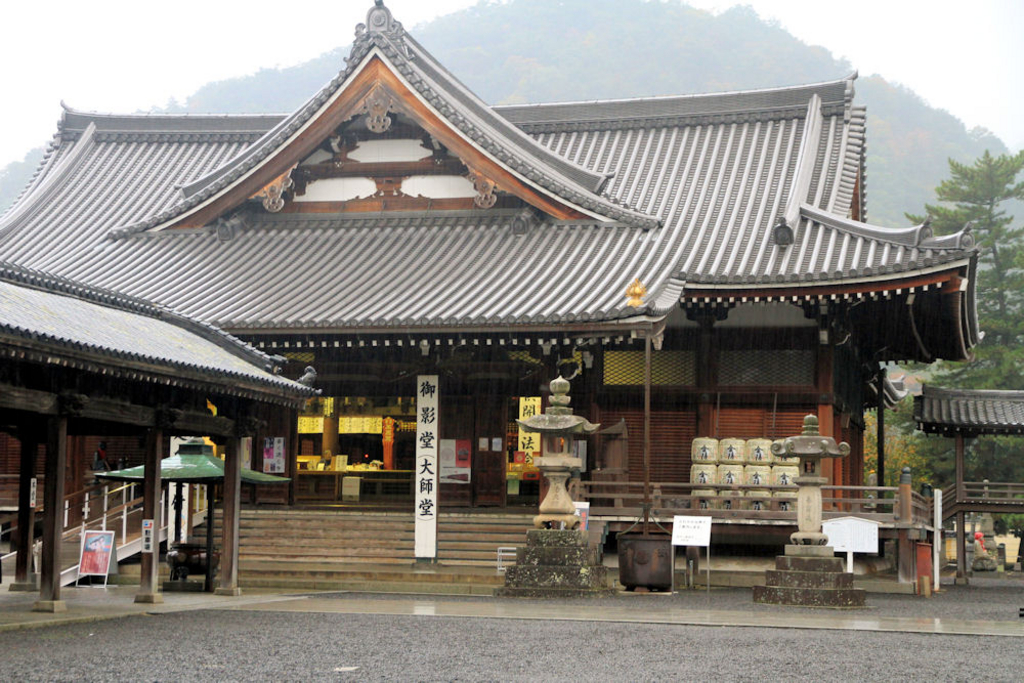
[0, 259, 288, 375]
[800, 204, 975, 251]
[58, 105, 286, 135]
[0, 123, 98, 236]
[495, 73, 857, 111]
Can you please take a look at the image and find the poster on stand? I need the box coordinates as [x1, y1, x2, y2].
[79, 530, 115, 579]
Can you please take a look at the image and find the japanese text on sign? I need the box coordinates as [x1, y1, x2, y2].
[415, 375, 439, 558]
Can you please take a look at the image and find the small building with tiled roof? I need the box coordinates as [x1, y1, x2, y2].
[0, 2, 977, 520]
[0, 260, 313, 609]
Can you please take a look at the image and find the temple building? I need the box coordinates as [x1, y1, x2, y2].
[0, 1, 976, 549]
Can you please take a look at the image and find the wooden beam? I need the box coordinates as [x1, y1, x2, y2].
[33, 416, 67, 612]
[0, 384, 57, 415]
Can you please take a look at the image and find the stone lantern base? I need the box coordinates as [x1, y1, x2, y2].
[496, 529, 616, 598]
[752, 545, 866, 608]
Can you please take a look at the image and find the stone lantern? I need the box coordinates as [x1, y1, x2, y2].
[517, 375, 599, 529]
[753, 414, 865, 607]
[499, 376, 614, 597]
[773, 414, 850, 547]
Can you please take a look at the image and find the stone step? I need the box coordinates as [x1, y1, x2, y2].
[752, 585, 866, 608]
[504, 564, 610, 589]
[764, 569, 854, 590]
[775, 555, 845, 573]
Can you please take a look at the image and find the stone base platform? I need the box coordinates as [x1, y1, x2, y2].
[496, 529, 616, 598]
[752, 546, 865, 608]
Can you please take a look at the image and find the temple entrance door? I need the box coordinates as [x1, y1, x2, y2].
[472, 398, 506, 507]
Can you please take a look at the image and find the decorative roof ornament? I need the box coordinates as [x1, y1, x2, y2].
[362, 85, 395, 133]
[625, 278, 646, 307]
[354, 1, 410, 57]
[772, 216, 794, 246]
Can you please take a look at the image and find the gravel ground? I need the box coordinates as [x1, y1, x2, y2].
[0, 608, 1020, 682]
[315, 573, 1024, 622]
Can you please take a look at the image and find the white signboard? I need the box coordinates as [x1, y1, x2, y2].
[574, 502, 590, 531]
[823, 516, 880, 573]
[822, 517, 879, 553]
[672, 515, 712, 547]
[415, 375, 439, 559]
[141, 519, 154, 554]
[29, 477, 37, 508]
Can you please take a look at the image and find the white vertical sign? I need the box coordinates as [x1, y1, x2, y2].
[415, 375, 439, 559]
[29, 477, 37, 508]
[141, 519, 154, 553]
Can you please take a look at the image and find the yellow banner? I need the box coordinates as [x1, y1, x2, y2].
[517, 396, 541, 456]
[297, 416, 324, 434]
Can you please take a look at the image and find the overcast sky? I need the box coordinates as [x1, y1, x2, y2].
[2, 0, 1021, 170]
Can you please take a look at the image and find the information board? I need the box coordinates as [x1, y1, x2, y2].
[822, 517, 879, 554]
[672, 516, 712, 547]
[79, 530, 115, 577]
[415, 375, 439, 558]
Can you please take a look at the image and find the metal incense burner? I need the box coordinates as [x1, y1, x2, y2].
[517, 375, 599, 529]
[771, 414, 850, 546]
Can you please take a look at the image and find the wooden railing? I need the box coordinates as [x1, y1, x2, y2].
[577, 480, 925, 526]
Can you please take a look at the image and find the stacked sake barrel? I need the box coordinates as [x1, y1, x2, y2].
[689, 437, 803, 511]
[690, 437, 719, 510]
[771, 439, 799, 511]
[717, 439, 745, 510]
[744, 438, 773, 511]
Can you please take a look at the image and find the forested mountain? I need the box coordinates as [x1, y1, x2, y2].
[0, 0, 1008, 226]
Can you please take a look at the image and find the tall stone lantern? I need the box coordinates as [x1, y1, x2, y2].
[499, 376, 614, 597]
[773, 414, 850, 547]
[517, 375, 599, 529]
[753, 414, 866, 607]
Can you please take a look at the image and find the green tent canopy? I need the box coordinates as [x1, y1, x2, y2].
[97, 453, 289, 485]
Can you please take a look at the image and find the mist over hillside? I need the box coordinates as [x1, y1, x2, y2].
[1, 0, 1008, 227]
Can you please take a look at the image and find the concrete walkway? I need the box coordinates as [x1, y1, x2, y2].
[2, 580, 1023, 638]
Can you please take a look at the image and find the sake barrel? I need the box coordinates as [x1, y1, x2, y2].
[772, 491, 796, 511]
[772, 439, 800, 465]
[719, 489, 744, 510]
[772, 465, 799, 488]
[718, 463, 744, 487]
[745, 490, 771, 511]
[691, 437, 719, 463]
[719, 438, 746, 463]
[745, 464, 771, 488]
[746, 438, 773, 465]
[690, 463, 718, 487]
[692, 489, 717, 511]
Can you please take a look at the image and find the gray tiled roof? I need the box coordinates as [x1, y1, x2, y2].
[914, 385, 1024, 436]
[0, 2, 976, 337]
[0, 261, 312, 402]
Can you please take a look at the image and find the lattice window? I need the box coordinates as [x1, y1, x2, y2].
[602, 350, 695, 386]
[719, 350, 814, 386]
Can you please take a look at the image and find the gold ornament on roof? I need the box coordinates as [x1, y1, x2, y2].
[625, 278, 647, 307]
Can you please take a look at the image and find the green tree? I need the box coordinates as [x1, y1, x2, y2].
[909, 150, 1024, 389]
[905, 150, 1024, 487]
[863, 401, 932, 487]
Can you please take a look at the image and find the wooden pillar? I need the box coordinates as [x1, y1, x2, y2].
[954, 433, 967, 583]
[11, 431, 39, 591]
[696, 317, 715, 436]
[204, 483, 216, 592]
[876, 367, 886, 487]
[288, 410, 299, 506]
[33, 416, 68, 612]
[816, 334, 835, 506]
[135, 427, 164, 604]
[216, 435, 242, 596]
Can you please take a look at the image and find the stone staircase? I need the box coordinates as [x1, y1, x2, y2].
[190, 508, 569, 594]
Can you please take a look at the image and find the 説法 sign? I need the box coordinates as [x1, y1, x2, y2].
[671, 516, 712, 547]
[822, 517, 879, 554]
